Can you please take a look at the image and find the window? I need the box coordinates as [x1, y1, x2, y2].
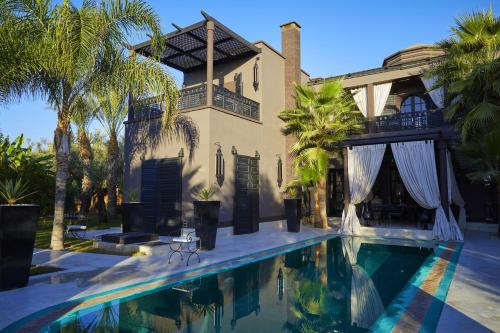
[401, 95, 427, 113]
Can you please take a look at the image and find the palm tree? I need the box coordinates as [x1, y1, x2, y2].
[94, 50, 198, 219]
[71, 96, 97, 215]
[431, 9, 500, 86]
[279, 81, 362, 229]
[429, 9, 500, 140]
[96, 85, 126, 220]
[458, 130, 500, 236]
[0, 0, 166, 250]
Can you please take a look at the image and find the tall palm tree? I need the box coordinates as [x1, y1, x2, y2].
[71, 96, 97, 215]
[431, 9, 500, 86]
[429, 9, 500, 140]
[94, 50, 199, 219]
[279, 81, 362, 229]
[0, 0, 167, 250]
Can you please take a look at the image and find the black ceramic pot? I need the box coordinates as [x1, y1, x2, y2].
[284, 198, 301, 232]
[193, 201, 220, 250]
[0, 204, 40, 290]
[121, 202, 148, 233]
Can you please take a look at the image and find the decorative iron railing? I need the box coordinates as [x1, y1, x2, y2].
[212, 85, 260, 120]
[360, 109, 444, 133]
[130, 84, 260, 121]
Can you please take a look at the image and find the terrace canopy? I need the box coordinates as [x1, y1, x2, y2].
[132, 11, 260, 72]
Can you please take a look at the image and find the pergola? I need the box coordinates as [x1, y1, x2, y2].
[132, 11, 260, 106]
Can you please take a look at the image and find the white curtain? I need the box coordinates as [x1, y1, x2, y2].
[374, 82, 392, 116]
[342, 238, 384, 329]
[351, 86, 368, 117]
[340, 144, 386, 235]
[421, 75, 445, 109]
[390, 141, 452, 241]
[447, 150, 466, 238]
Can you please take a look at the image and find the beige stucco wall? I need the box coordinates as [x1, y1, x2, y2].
[123, 42, 288, 224]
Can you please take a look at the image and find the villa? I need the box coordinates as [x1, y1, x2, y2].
[124, 12, 493, 241]
[1, 8, 499, 333]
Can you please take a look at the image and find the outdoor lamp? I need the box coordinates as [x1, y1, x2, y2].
[215, 143, 224, 186]
[276, 154, 283, 188]
[253, 57, 259, 90]
[178, 148, 184, 159]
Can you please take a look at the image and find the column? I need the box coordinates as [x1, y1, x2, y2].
[367, 83, 375, 133]
[206, 20, 214, 107]
[437, 140, 449, 219]
[343, 147, 350, 209]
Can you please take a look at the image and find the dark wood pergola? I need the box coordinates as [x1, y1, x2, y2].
[132, 11, 260, 108]
[132, 11, 260, 73]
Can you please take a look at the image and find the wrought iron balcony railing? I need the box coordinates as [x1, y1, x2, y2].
[358, 109, 444, 134]
[130, 84, 260, 122]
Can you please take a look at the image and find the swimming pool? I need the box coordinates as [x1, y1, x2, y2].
[3, 235, 461, 333]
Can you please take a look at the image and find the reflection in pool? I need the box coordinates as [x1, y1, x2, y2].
[46, 237, 433, 332]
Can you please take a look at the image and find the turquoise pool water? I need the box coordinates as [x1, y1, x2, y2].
[44, 237, 433, 332]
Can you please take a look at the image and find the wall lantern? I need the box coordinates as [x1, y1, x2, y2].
[253, 57, 260, 90]
[276, 154, 283, 188]
[215, 143, 224, 186]
[255, 151, 260, 160]
[178, 148, 184, 159]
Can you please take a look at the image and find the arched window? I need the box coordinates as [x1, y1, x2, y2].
[401, 95, 427, 113]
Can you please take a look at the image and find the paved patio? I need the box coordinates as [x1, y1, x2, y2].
[436, 230, 500, 333]
[0, 221, 332, 330]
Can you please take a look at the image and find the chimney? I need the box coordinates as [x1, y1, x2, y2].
[281, 21, 301, 182]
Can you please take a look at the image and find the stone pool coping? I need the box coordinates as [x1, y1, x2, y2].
[371, 241, 463, 332]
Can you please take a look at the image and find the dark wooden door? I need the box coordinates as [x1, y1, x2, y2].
[141, 158, 182, 236]
[233, 155, 259, 234]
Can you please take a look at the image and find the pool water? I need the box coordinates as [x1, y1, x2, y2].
[45, 237, 433, 332]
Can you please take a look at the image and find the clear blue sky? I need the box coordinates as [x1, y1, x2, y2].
[0, 0, 496, 142]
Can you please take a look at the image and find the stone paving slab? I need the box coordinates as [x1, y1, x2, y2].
[436, 230, 500, 333]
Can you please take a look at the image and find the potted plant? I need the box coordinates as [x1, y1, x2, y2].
[121, 189, 147, 233]
[193, 186, 220, 250]
[0, 179, 39, 290]
[284, 186, 302, 232]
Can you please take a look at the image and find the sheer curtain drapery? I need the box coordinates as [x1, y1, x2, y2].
[447, 150, 466, 239]
[340, 144, 386, 235]
[390, 140, 451, 240]
[342, 238, 384, 329]
[351, 86, 368, 117]
[421, 75, 445, 108]
[374, 82, 392, 116]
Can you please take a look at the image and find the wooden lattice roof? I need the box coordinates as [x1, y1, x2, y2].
[132, 12, 260, 72]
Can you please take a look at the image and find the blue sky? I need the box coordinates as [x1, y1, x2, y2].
[0, 0, 496, 142]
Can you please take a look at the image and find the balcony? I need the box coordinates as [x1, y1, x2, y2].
[359, 109, 444, 134]
[130, 84, 260, 122]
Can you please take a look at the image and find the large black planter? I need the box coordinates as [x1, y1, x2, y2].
[122, 202, 149, 233]
[0, 204, 40, 290]
[284, 199, 301, 232]
[193, 201, 220, 250]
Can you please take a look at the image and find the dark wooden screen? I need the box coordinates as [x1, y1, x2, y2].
[141, 158, 182, 236]
[233, 154, 259, 234]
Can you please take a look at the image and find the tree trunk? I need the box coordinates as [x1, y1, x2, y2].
[79, 129, 93, 215]
[50, 107, 71, 250]
[106, 132, 119, 220]
[318, 178, 328, 229]
[97, 190, 108, 224]
[313, 188, 322, 228]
